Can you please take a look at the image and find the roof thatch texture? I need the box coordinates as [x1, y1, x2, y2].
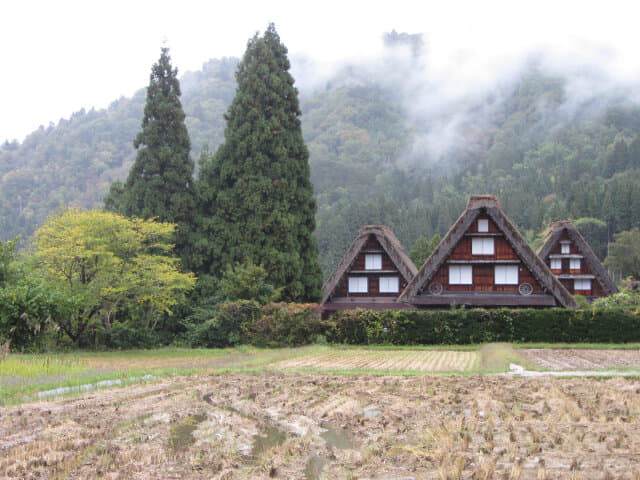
[399, 195, 580, 308]
[539, 220, 618, 295]
[321, 225, 418, 304]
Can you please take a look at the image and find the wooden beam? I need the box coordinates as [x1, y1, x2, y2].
[411, 293, 557, 307]
[446, 259, 520, 264]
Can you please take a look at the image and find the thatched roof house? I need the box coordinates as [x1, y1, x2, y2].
[538, 220, 618, 299]
[399, 195, 579, 308]
[322, 225, 418, 312]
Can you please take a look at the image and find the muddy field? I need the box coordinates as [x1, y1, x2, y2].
[2, 372, 640, 479]
[518, 349, 640, 371]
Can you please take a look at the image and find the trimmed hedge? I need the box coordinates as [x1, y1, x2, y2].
[327, 308, 640, 344]
[186, 303, 640, 347]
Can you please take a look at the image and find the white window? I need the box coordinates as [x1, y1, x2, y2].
[477, 219, 489, 232]
[379, 277, 399, 293]
[574, 279, 591, 291]
[550, 258, 562, 270]
[494, 265, 519, 285]
[561, 243, 570, 254]
[570, 258, 581, 270]
[472, 237, 494, 255]
[365, 254, 382, 270]
[449, 265, 472, 285]
[348, 277, 368, 293]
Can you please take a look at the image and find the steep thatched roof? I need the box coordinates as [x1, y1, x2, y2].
[399, 195, 579, 308]
[539, 220, 618, 296]
[322, 225, 418, 304]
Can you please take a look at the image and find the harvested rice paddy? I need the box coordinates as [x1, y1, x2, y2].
[274, 348, 477, 372]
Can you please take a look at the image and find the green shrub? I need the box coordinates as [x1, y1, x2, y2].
[247, 303, 324, 347]
[97, 321, 160, 349]
[0, 277, 59, 351]
[186, 300, 260, 348]
[185, 301, 325, 348]
[327, 307, 640, 344]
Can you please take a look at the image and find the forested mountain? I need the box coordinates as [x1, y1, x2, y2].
[3, 42, 640, 278]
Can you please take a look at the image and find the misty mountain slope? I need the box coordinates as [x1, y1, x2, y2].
[303, 85, 411, 198]
[2, 51, 640, 278]
[0, 95, 144, 240]
[0, 59, 238, 243]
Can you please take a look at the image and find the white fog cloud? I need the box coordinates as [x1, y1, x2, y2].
[2, 0, 640, 143]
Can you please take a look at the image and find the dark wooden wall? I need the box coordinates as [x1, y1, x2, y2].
[431, 216, 543, 292]
[332, 235, 407, 298]
[545, 231, 607, 297]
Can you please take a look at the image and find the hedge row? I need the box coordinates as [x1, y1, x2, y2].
[187, 302, 640, 347]
[327, 308, 640, 344]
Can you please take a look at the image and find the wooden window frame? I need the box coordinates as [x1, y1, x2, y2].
[471, 237, 494, 255]
[364, 254, 382, 270]
[348, 277, 368, 293]
[449, 265, 472, 285]
[494, 265, 519, 285]
[574, 279, 591, 291]
[379, 277, 399, 293]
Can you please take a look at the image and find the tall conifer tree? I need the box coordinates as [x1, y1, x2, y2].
[105, 47, 194, 258]
[195, 24, 322, 301]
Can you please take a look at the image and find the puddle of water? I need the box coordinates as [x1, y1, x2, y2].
[363, 408, 381, 419]
[320, 423, 356, 450]
[305, 423, 357, 479]
[204, 393, 288, 459]
[251, 425, 287, 457]
[203, 393, 255, 420]
[168, 413, 206, 450]
[304, 455, 328, 480]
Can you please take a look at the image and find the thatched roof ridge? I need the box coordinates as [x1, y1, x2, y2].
[539, 220, 618, 295]
[466, 194, 501, 209]
[399, 195, 579, 308]
[321, 225, 418, 304]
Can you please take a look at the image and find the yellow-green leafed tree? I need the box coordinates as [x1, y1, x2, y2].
[33, 208, 196, 345]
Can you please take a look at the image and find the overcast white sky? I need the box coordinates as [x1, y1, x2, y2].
[2, 0, 640, 143]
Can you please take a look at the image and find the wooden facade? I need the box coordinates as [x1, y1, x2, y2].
[538, 221, 617, 300]
[399, 195, 579, 308]
[322, 225, 418, 312]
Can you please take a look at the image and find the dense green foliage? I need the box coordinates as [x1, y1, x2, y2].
[327, 307, 640, 345]
[0, 237, 18, 286]
[193, 24, 322, 301]
[215, 262, 281, 305]
[409, 233, 441, 267]
[604, 228, 640, 279]
[31, 209, 195, 346]
[572, 218, 608, 260]
[182, 302, 640, 347]
[105, 48, 195, 261]
[185, 301, 325, 348]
